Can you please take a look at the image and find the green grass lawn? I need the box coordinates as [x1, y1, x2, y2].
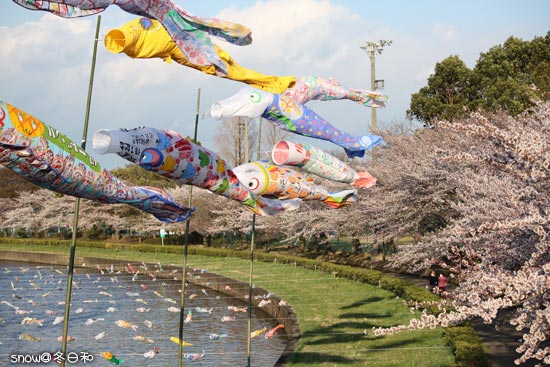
[0, 242, 455, 366]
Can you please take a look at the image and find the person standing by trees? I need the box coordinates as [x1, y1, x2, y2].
[428, 270, 438, 292]
[437, 273, 448, 296]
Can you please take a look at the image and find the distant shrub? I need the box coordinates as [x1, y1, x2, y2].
[445, 325, 489, 367]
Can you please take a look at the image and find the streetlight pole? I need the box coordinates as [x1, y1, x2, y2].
[369, 51, 376, 130]
[361, 40, 392, 132]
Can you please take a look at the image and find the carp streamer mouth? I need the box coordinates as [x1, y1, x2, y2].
[92, 130, 113, 155]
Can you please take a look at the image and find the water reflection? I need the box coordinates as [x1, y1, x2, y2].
[0, 260, 286, 366]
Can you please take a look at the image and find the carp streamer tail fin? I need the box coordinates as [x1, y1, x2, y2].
[352, 171, 377, 188]
[130, 187, 195, 223]
[349, 88, 389, 108]
[12, 0, 105, 18]
[322, 189, 357, 209]
[249, 195, 301, 216]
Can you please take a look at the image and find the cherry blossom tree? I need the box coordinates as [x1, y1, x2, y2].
[2, 190, 63, 236]
[2, 188, 160, 237]
[366, 102, 549, 366]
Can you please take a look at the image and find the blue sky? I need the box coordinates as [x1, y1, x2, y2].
[1, 0, 548, 169]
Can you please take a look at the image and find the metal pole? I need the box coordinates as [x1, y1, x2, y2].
[178, 88, 200, 367]
[242, 113, 255, 367]
[370, 54, 377, 131]
[60, 15, 101, 367]
[246, 214, 256, 367]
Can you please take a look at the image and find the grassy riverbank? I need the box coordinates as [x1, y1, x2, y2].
[0, 241, 455, 366]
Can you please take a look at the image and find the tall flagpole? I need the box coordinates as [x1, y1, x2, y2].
[178, 88, 201, 367]
[245, 118, 258, 367]
[246, 213, 256, 367]
[60, 15, 101, 367]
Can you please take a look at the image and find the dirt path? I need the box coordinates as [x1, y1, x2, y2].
[470, 311, 538, 367]
[388, 273, 538, 367]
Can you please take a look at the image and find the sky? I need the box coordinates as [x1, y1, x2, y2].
[1, 0, 548, 169]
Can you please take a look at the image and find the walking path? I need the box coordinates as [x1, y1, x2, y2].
[389, 273, 537, 367]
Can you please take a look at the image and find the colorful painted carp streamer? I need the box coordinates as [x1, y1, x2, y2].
[170, 337, 193, 346]
[92, 127, 300, 216]
[104, 17, 388, 107]
[11, 0, 252, 75]
[265, 324, 285, 339]
[104, 18, 295, 94]
[284, 75, 388, 108]
[250, 326, 267, 338]
[272, 140, 377, 188]
[100, 351, 124, 365]
[183, 350, 205, 361]
[232, 161, 357, 209]
[210, 87, 383, 158]
[0, 100, 193, 223]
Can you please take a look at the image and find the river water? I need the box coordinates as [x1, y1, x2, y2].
[0, 260, 287, 366]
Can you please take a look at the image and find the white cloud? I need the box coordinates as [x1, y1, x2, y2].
[0, 15, 90, 72]
[432, 23, 457, 41]
[215, 0, 378, 74]
[412, 67, 434, 85]
[0, 15, 97, 130]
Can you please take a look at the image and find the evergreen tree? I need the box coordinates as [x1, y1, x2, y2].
[408, 32, 550, 125]
[472, 32, 550, 114]
[407, 55, 473, 126]
[0, 167, 40, 198]
[110, 164, 177, 188]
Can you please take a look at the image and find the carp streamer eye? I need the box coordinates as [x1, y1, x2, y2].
[248, 178, 260, 191]
[249, 92, 261, 104]
[140, 148, 163, 168]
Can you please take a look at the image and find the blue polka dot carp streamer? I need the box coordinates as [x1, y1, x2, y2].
[210, 87, 383, 159]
